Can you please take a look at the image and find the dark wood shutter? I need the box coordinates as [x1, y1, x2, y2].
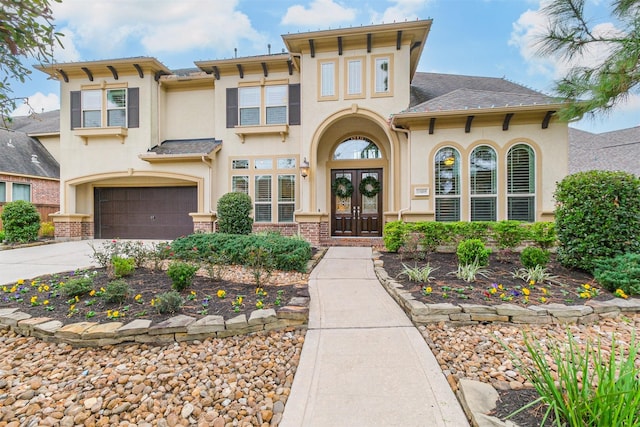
[70, 91, 81, 129]
[127, 87, 139, 128]
[226, 88, 238, 128]
[288, 84, 300, 125]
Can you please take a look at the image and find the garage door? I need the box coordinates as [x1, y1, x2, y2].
[94, 187, 197, 239]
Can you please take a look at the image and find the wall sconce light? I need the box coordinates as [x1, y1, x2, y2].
[300, 157, 310, 179]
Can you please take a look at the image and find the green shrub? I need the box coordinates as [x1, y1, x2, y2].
[154, 291, 184, 314]
[110, 256, 135, 277]
[62, 276, 93, 298]
[453, 221, 491, 242]
[90, 240, 152, 268]
[492, 220, 527, 251]
[1, 200, 41, 243]
[383, 220, 408, 252]
[456, 238, 491, 266]
[39, 221, 55, 238]
[167, 261, 198, 291]
[103, 279, 132, 303]
[0, 229, 5, 242]
[506, 331, 640, 426]
[170, 232, 312, 272]
[526, 222, 556, 249]
[520, 246, 550, 269]
[555, 170, 640, 272]
[217, 192, 253, 235]
[593, 253, 640, 295]
[413, 222, 450, 254]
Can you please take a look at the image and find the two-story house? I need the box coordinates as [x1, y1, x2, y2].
[36, 19, 568, 245]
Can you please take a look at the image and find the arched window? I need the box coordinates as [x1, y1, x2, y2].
[333, 137, 382, 160]
[507, 144, 535, 221]
[470, 146, 497, 221]
[434, 147, 461, 221]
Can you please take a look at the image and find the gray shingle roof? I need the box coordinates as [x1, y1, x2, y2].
[409, 72, 559, 112]
[569, 127, 640, 176]
[8, 110, 60, 134]
[148, 138, 222, 155]
[0, 128, 60, 179]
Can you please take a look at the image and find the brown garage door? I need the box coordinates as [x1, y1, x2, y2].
[94, 187, 197, 239]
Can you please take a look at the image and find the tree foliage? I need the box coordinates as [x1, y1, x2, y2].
[538, 0, 640, 120]
[0, 0, 62, 120]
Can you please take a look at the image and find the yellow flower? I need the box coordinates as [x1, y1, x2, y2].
[524, 296, 529, 303]
[217, 289, 227, 299]
[10, 286, 17, 293]
[107, 310, 112, 317]
[31, 280, 37, 287]
[100, 287, 105, 292]
[43, 300, 49, 305]
[69, 304, 76, 311]
[529, 280, 535, 286]
[237, 296, 243, 304]
[190, 291, 196, 296]
[74, 295, 79, 302]
[2, 286, 7, 292]
[30, 296, 38, 303]
[583, 284, 591, 290]
[256, 300, 264, 309]
[425, 286, 432, 294]
[89, 289, 96, 297]
[59, 282, 65, 286]
[135, 294, 142, 301]
[540, 297, 547, 303]
[522, 288, 530, 296]
[17, 279, 24, 285]
[614, 289, 628, 299]
[541, 287, 549, 295]
[489, 288, 497, 295]
[498, 284, 504, 290]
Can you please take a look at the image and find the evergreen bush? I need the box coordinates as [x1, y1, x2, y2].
[217, 192, 253, 235]
[593, 253, 640, 295]
[554, 171, 640, 271]
[1, 200, 41, 243]
[456, 238, 491, 266]
[520, 246, 550, 268]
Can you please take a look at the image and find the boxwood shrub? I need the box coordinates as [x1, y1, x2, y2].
[217, 192, 253, 235]
[1, 200, 41, 243]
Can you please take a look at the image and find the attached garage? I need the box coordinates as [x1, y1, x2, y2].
[94, 186, 197, 239]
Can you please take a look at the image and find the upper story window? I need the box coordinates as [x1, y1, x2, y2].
[374, 56, 391, 94]
[319, 60, 338, 100]
[71, 87, 139, 130]
[346, 58, 364, 98]
[226, 84, 300, 128]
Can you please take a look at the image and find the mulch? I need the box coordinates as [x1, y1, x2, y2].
[1, 267, 303, 325]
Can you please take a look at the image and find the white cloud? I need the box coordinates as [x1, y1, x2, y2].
[51, 0, 265, 58]
[281, 0, 356, 27]
[52, 28, 81, 63]
[371, 0, 430, 24]
[11, 92, 60, 116]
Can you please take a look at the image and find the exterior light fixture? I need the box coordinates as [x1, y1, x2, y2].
[300, 158, 310, 179]
[444, 156, 455, 167]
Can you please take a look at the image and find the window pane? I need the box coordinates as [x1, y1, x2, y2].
[508, 197, 535, 222]
[255, 175, 271, 202]
[239, 87, 260, 106]
[266, 106, 287, 124]
[470, 146, 496, 195]
[278, 204, 294, 222]
[434, 148, 460, 195]
[348, 59, 362, 94]
[0, 182, 5, 202]
[321, 62, 335, 97]
[471, 197, 496, 221]
[232, 176, 249, 194]
[240, 107, 260, 125]
[255, 205, 271, 222]
[232, 159, 249, 169]
[107, 109, 126, 127]
[83, 110, 101, 127]
[12, 183, 31, 202]
[278, 175, 295, 202]
[265, 85, 287, 106]
[82, 90, 101, 109]
[254, 159, 273, 169]
[277, 158, 296, 169]
[375, 58, 389, 93]
[436, 198, 460, 222]
[333, 137, 381, 160]
[508, 145, 535, 193]
[107, 89, 126, 108]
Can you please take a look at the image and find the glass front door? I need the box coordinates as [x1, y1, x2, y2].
[331, 169, 382, 237]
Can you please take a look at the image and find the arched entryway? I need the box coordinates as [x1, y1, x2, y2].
[330, 137, 383, 236]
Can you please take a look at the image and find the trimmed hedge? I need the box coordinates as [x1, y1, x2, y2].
[170, 232, 312, 272]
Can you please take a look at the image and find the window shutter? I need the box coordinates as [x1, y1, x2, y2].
[226, 88, 238, 128]
[288, 84, 300, 125]
[70, 91, 81, 129]
[127, 88, 139, 128]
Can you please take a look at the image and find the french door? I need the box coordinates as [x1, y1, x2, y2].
[331, 169, 382, 237]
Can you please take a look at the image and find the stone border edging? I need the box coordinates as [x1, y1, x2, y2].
[0, 249, 328, 347]
[372, 252, 640, 326]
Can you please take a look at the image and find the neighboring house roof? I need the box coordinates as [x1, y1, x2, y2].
[408, 72, 559, 112]
[8, 110, 60, 135]
[0, 128, 60, 179]
[148, 138, 222, 155]
[569, 126, 640, 176]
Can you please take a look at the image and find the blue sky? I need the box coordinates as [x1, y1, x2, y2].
[10, 0, 640, 134]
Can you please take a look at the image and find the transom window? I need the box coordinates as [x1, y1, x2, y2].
[230, 157, 297, 223]
[434, 147, 461, 221]
[333, 137, 382, 160]
[470, 146, 497, 221]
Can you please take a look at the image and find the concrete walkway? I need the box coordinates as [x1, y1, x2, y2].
[0, 240, 98, 285]
[281, 247, 469, 427]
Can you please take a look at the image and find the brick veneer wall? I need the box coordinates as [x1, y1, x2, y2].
[0, 175, 59, 228]
[253, 223, 298, 236]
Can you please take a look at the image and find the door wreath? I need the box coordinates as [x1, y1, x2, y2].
[359, 176, 381, 197]
[331, 177, 354, 198]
